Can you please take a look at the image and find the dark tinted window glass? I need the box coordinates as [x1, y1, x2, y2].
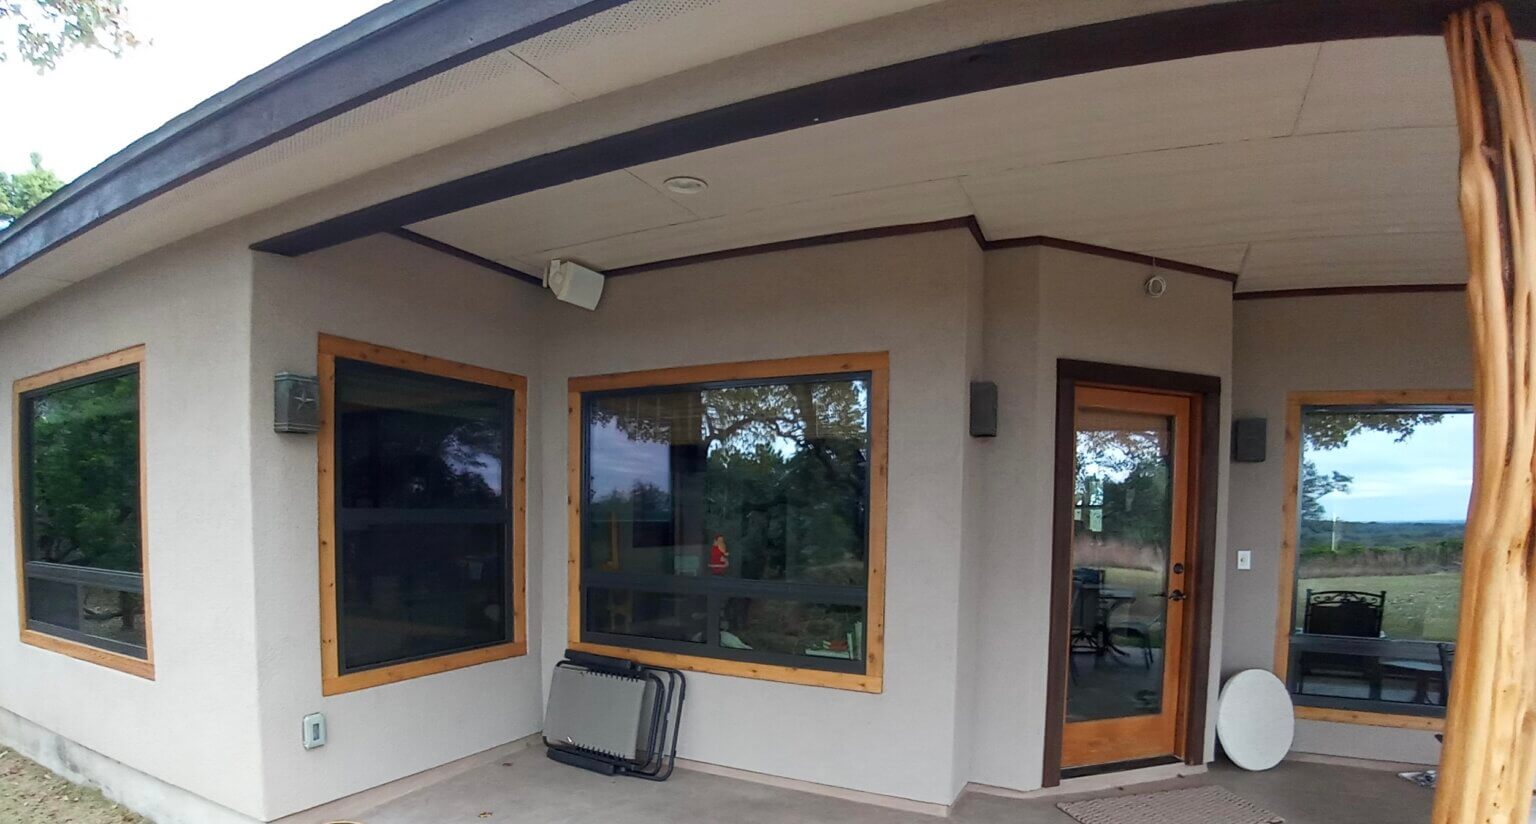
[25, 371, 140, 572]
[581, 373, 872, 672]
[21, 367, 147, 660]
[339, 524, 508, 671]
[337, 361, 506, 509]
[334, 358, 515, 674]
[585, 588, 706, 644]
[722, 598, 865, 661]
[26, 579, 147, 653]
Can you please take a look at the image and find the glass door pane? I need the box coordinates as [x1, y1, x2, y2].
[1060, 384, 1194, 770]
[1068, 405, 1176, 722]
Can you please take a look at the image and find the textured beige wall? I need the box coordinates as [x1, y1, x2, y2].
[967, 246, 1234, 791]
[1225, 291, 1471, 765]
[15, 223, 1471, 820]
[247, 235, 548, 820]
[0, 230, 263, 820]
[536, 228, 985, 805]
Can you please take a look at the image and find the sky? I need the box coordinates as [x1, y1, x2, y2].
[1308, 412, 1475, 522]
[2, 0, 386, 182]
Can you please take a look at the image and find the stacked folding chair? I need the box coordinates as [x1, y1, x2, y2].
[543, 650, 686, 781]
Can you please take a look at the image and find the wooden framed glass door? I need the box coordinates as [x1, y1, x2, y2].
[1059, 384, 1196, 769]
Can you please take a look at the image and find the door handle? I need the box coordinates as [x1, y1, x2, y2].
[1166, 589, 1187, 602]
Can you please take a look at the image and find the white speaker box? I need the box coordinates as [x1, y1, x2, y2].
[544, 259, 605, 310]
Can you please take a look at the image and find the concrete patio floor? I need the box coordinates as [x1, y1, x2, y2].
[348, 746, 1433, 824]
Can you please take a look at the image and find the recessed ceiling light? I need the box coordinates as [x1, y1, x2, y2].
[663, 176, 708, 195]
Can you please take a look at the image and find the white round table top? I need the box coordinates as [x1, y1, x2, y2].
[1217, 669, 1295, 771]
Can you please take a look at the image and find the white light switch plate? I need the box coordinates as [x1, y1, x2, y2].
[1237, 550, 1252, 571]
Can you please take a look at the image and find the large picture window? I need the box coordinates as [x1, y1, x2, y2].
[568, 354, 888, 692]
[14, 346, 152, 677]
[1277, 390, 1473, 727]
[318, 336, 526, 695]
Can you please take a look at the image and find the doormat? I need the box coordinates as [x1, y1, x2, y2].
[1057, 786, 1284, 824]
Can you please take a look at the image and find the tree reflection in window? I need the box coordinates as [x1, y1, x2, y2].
[21, 367, 146, 657]
[582, 375, 872, 671]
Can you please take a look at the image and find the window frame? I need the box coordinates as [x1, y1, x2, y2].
[13, 345, 153, 679]
[1273, 388, 1473, 731]
[317, 334, 527, 696]
[567, 352, 889, 693]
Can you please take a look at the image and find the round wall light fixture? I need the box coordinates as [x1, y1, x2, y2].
[663, 175, 708, 195]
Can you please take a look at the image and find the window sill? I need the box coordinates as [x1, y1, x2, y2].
[1294, 705, 1444, 731]
[20, 629, 154, 680]
[322, 641, 527, 696]
[568, 640, 883, 693]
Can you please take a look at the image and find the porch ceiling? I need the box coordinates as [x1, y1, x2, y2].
[0, 0, 950, 314]
[409, 36, 1499, 293]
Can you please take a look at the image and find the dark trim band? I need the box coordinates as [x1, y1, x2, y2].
[991, 236, 1240, 284]
[1233, 283, 1466, 300]
[405, 216, 1244, 285]
[252, 0, 1535, 259]
[605, 218, 981, 277]
[389, 228, 543, 286]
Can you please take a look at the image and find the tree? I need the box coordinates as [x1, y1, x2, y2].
[1299, 460, 1351, 522]
[1302, 410, 1445, 451]
[0, 152, 64, 225]
[2, 0, 138, 71]
[29, 372, 140, 573]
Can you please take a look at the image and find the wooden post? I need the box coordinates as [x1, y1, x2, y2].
[1437, 5, 1536, 823]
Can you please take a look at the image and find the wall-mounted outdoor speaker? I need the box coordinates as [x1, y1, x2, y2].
[1232, 417, 1267, 463]
[970, 381, 998, 438]
[274, 372, 320, 434]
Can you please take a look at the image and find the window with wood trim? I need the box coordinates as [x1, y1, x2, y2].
[568, 353, 888, 692]
[14, 346, 152, 678]
[318, 335, 526, 695]
[1275, 390, 1473, 729]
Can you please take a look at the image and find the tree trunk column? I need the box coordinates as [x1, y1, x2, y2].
[1437, 5, 1536, 824]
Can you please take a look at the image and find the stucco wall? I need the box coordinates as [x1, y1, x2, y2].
[967, 246, 1234, 791]
[0, 223, 1274, 820]
[536, 228, 985, 805]
[0, 230, 263, 820]
[245, 235, 549, 820]
[1224, 291, 1471, 765]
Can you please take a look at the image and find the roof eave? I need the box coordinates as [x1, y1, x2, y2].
[0, 0, 628, 281]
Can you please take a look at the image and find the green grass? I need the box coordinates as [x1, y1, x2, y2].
[1296, 572, 1461, 642]
[1096, 568, 1462, 643]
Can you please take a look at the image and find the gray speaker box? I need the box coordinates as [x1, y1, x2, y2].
[1233, 417, 1267, 462]
[970, 381, 998, 438]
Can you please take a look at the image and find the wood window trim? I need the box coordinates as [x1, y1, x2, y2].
[13, 344, 154, 680]
[1272, 388, 1473, 730]
[317, 334, 527, 696]
[566, 352, 889, 693]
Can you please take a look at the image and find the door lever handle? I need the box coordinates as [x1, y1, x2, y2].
[1166, 589, 1187, 602]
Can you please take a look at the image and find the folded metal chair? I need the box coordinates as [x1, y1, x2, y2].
[543, 650, 685, 781]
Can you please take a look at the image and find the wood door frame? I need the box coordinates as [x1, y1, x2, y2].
[1041, 359, 1222, 787]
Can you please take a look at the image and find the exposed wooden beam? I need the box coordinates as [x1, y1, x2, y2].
[1435, 5, 1536, 823]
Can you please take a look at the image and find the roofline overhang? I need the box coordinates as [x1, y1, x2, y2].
[7, 0, 1536, 284]
[249, 0, 1536, 261]
[0, 0, 630, 281]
